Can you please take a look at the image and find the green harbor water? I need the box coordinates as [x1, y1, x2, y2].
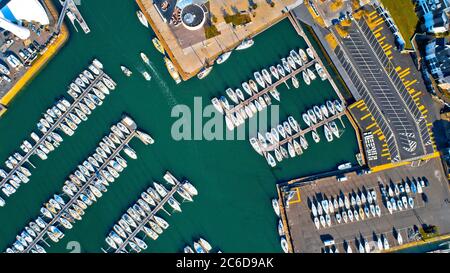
[0, 1, 359, 253]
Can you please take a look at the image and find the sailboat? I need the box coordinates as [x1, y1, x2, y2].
[197, 66, 213, 79]
[136, 10, 148, 27]
[152, 37, 165, 54]
[216, 51, 232, 64]
[236, 38, 254, 50]
[121, 66, 132, 77]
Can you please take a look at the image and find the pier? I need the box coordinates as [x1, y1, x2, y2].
[58, 0, 90, 34]
[113, 180, 184, 253]
[0, 69, 110, 190]
[225, 59, 317, 115]
[264, 111, 347, 153]
[23, 128, 140, 253]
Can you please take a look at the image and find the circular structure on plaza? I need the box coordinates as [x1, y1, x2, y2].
[181, 4, 206, 31]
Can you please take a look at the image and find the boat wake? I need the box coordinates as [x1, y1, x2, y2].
[146, 61, 178, 107]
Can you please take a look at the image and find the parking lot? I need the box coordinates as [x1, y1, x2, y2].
[282, 157, 450, 253]
[331, 7, 435, 164]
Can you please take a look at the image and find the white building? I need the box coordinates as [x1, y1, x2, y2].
[0, 0, 50, 40]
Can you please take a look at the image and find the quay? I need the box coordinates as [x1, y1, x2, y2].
[0, 68, 110, 193]
[0, 0, 69, 113]
[264, 111, 347, 153]
[58, 0, 90, 34]
[23, 128, 141, 253]
[225, 59, 316, 115]
[113, 180, 185, 253]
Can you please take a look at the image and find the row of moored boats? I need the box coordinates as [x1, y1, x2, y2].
[105, 173, 197, 253]
[211, 47, 322, 131]
[183, 238, 219, 253]
[311, 189, 381, 230]
[379, 178, 426, 214]
[4, 117, 152, 253]
[271, 198, 289, 253]
[0, 59, 115, 207]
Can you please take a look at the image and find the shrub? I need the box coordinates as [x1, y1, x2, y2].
[224, 13, 252, 26]
[205, 24, 221, 39]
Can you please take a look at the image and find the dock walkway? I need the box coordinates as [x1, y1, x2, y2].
[226, 60, 316, 115]
[264, 111, 346, 152]
[114, 181, 183, 253]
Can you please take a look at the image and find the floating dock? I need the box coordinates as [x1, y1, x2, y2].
[21, 120, 150, 253]
[0, 67, 111, 191]
[113, 179, 186, 253]
[58, 0, 90, 34]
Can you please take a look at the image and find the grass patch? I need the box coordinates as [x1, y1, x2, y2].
[204, 24, 221, 39]
[224, 13, 252, 26]
[380, 0, 418, 49]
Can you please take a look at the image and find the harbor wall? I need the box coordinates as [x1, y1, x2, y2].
[0, 0, 69, 115]
[136, 0, 297, 81]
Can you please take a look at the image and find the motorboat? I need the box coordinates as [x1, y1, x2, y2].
[211, 98, 224, 114]
[408, 197, 414, 208]
[281, 237, 289, 253]
[249, 80, 258, 94]
[375, 205, 381, 217]
[270, 66, 279, 80]
[336, 213, 342, 224]
[307, 109, 317, 124]
[397, 233, 403, 245]
[137, 10, 148, 27]
[262, 69, 272, 85]
[324, 124, 333, 142]
[235, 38, 254, 51]
[299, 49, 308, 62]
[225, 88, 239, 104]
[197, 66, 213, 80]
[153, 215, 169, 229]
[277, 64, 286, 77]
[334, 100, 344, 112]
[216, 51, 232, 64]
[293, 139, 302, 155]
[302, 113, 311, 127]
[272, 198, 280, 217]
[281, 58, 291, 73]
[306, 48, 314, 60]
[269, 88, 280, 101]
[312, 130, 320, 143]
[302, 71, 311, 85]
[242, 82, 252, 96]
[314, 217, 320, 229]
[283, 121, 292, 136]
[313, 106, 323, 121]
[287, 56, 297, 70]
[292, 76, 299, 88]
[290, 50, 302, 66]
[342, 211, 348, 223]
[276, 124, 286, 139]
[254, 71, 266, 88]
[319, 215, 326, 227]
[287, 142, 296, 158]
[307, 68, 316, 81]
[315, 63, 327, 81]
[148, 220, 163, 234]
[235, 88, 245, 102]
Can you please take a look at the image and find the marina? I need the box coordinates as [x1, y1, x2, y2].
[104, 172, 197, 253]
[5, 116, 154, 253]
[0, 60, 116, 204]
[0, 4, 360, 253]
